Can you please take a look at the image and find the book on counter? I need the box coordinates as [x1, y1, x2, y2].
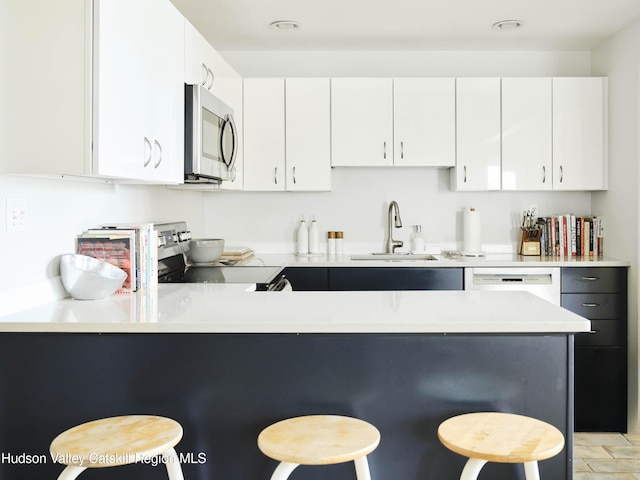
[76, 223, 158, 292]
[76, 231, 136, 293]
[539, 215, 603, 258]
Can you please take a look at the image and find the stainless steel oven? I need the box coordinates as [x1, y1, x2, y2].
[156, 222, 284, 290]
[184, 84, 238, 184]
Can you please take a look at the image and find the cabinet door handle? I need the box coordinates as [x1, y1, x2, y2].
[542, 165, 546, 183]
[463, 165, 467, 183]
[293, 166, 296, 184]
[201, 63, 208, 86]
[143, 137, 152, 167]
[154, 140, 162, 168]
[400, 141, 404, 159]
[582, 303, 600, 308]
[207, 68, 214, 90]
[588, 330, 599, 334]
[383, 141, 387, 160]
[582, 276, 600, 281]
[274, 166, 278, 185]
[559, 165, 564, 183]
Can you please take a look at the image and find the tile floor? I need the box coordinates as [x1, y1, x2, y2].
[575, 433, 640, 480]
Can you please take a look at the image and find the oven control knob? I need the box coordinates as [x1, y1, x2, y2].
[178, 231, 192, 242]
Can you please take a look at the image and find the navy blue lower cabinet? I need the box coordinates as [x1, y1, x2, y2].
[0, 333, 573, 480]
[329, 267, 464, 291]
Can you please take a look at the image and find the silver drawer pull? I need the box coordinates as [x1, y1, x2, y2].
[588, 330, 599, 334]
[582, 276, 599, 281]
[582, 303, 600, 308]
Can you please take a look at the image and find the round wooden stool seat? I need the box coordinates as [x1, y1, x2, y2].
[438, 412, 564, 480]
[50, 415, 184, 480]
[258, 415, 380, 480]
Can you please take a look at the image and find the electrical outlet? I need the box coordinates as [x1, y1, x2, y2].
[529, 204, 539, 219]
[6, 198, 27, 233]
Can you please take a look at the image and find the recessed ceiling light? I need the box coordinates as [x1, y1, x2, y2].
[270, 20, 301, 31]
[492, 20, 525, 31]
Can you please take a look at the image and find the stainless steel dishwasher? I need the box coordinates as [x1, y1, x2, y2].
[464, 267, 561, 305]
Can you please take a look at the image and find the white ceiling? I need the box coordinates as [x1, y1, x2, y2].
[170, 0, 640, 51]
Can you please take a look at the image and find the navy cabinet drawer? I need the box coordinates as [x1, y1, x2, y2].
[561, 293, 621, 319]
[561, 267, 626, 293]
[575, 320, 626, 346]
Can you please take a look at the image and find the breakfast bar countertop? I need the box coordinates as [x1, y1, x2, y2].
[0, 285, 590, 334]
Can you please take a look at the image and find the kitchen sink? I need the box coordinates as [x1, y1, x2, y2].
[350, 253, 438, 261]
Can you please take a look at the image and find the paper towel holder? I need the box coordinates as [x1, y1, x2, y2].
[463, 207, 485, 257]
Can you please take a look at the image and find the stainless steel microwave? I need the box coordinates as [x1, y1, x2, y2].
[184, 84, 238, 184]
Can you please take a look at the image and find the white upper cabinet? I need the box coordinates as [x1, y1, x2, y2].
[502, 78, 552, 191]
[243, 78, 286, 191]
[243, 78, 331, 191]
[393, 78, 455, 167]
[93, 0, 184, 183]
[285, 78, 331, 191]
[552, 77, 608, 191]
[184, 20, 223, 97]
[331, 78, 393, 166]
[452, 78, 502, 191]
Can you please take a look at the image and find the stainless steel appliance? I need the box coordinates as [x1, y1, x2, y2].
[156, 222, 283, 289]
[184, 84, 238, 184]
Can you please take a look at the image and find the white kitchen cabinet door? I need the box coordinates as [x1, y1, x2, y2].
[285, 78, 331, 191]
[92, 0, 151, 180]
[452, 78, 501, 191]
[243, 78, 286, 191]
[184, 20, 223, 97]
[502, 78, 552, 191]
[331, 78, 393, 166]
[147, 0, 184, 183]
[552, 77, 608, 190]
[93, 0, 184, 183]
[393, 78, 455, 166]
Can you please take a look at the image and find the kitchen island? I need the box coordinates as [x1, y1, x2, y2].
[0, 288, 589, 480]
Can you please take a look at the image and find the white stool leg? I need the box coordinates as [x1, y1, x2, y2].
[162, 447, 185, 480]
[524, 461, 541, 480]
[57, 465, 86, 480]
[459, 458, 488, 480]
[269, 461, 299, 480]
[354, 455, 372, 480]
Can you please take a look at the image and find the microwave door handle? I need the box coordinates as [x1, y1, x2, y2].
[221, 114, 238, 171]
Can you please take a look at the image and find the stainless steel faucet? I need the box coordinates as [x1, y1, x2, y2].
[386, 201, 403, 253]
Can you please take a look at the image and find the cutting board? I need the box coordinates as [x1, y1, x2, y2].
[220, 247, 254, 261]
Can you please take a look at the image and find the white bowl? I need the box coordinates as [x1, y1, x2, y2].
[187, 239, 225, 264]
[60, 254, 127, 300]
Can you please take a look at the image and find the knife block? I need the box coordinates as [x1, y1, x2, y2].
[520, 229, 541, 256]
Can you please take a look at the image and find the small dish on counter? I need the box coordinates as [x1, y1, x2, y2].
[60, 254, 127, 300]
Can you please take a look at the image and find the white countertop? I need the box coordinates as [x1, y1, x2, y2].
[0, 284, 590, 334]
[243, 252, 630, 268]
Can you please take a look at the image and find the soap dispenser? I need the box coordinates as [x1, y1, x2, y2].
[410, 225, 425, 253]
[308, 216, 320, 254]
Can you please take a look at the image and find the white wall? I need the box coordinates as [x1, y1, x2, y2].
[222, 50, 591, 78]
[0, 175, 205, 315]
[591, 17, 640, 432]
[204, 168, 590, 254]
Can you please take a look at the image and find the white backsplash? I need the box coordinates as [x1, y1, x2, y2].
[203, 168, 591, 254]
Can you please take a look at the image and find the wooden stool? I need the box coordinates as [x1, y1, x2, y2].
[438, 412, 564, 480]
[258, 415, 380, 480]
[50, 415, 184, 480]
